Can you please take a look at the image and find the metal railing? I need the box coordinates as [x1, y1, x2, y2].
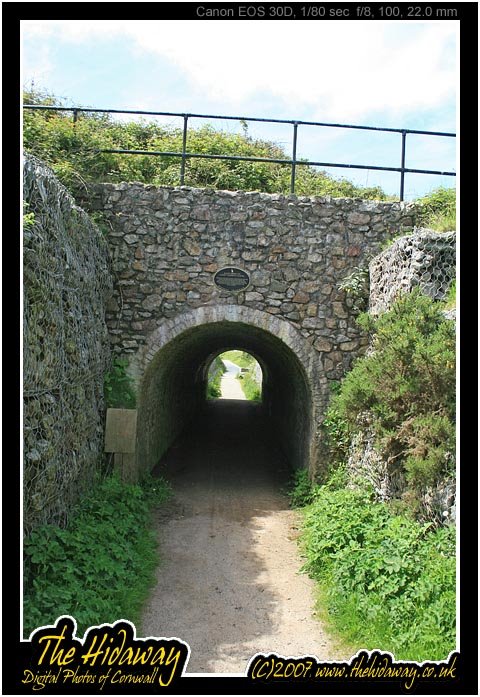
[23, 105, 456, 200]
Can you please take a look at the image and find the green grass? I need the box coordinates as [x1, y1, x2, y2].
[23, 473, 171, 637]
[220, 350, 256, 369]
[443, 280, 456, 311]
[300, 485, 456, 661]
[238, 371, 262, 401]
[416, 187, 456, 232]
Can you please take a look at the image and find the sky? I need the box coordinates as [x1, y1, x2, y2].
[21, 18, 458, 200]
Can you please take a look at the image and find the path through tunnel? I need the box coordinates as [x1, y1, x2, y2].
[137, 314, 339, 671]
[136, 314, 315, 479]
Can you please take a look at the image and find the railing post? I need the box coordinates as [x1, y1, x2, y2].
[291, 122, 298, 194]
[180, 114, 189, 185]
[73, 109, 78, 125]
[399, 130, 407, 201]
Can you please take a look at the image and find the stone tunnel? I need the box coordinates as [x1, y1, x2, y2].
[77, 182, 417, 477]
[135, 306, 321, 476]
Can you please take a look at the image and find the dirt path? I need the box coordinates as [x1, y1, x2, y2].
[220, 371, 246, 400]
[141, 401, 344, 674]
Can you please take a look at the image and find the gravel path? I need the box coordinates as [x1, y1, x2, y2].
[141, 400, 344, 675]
[220, 371, 246, 400]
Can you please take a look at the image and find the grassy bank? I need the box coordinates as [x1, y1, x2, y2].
[289, 471, 456, 661]
[23, 474, 171, 637]
[207, 355, 226, 399]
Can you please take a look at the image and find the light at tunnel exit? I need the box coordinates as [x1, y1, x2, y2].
[207, 350, 263, 402]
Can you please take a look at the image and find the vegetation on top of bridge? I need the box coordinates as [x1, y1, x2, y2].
[23, 89, 456, 230]
[22, 88, 390, 201]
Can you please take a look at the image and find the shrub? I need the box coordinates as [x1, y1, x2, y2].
[324, 290, 455, 515]
[238, 371, 262, 402]
[104, 358, 136, 408]
[416, 187, 456, 232]
[287, 469, 316, 507]
[23, 88, 389, 200]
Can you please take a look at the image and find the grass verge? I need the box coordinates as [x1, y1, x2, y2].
[296, 480, 456, 662]
[23, 473, 172, 637]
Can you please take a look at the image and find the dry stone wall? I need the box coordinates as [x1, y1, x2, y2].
[23, 155, 113, 532]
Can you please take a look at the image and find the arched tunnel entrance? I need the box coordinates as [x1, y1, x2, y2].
[137, 308, 335, 670]
[134, 307, 319, 478]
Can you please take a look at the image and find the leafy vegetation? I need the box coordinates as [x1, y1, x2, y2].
[206, 356, 226, 399]
[286, 469, 316, 508]
[104, 358, 137, 409]
[323, 289, 455, 517]
[288, 288, 457, 661]
[238, 370, 262, 402]
[23, 88, 387, 199]
[337, 266, 370, 313]
[416, 186, 456, 232]
[23, 473, 172, 636]
[443, 279, 456, 311]
[300, 484, 456, 661]
[23, 201, 36, 229]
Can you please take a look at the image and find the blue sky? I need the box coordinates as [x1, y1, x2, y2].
[21, 19, 458, 199]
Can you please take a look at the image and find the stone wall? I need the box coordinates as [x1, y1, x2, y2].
[369, 228, 456, 315]
[23, 155, 113, 532]
[76, 183, 416, 474]
[79, 183, 416, 383]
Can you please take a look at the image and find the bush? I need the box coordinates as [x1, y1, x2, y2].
[238, 371, 262, 402]
[286, 469, 316, 507]
[23, 88, 389, 200]
[301, 486, 456, 660]
[324, 290, 455, 515]
[23, 474, 171, 636]
[416, 187, 456, 231]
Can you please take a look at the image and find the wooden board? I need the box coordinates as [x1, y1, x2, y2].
[104, 408, 137, 453]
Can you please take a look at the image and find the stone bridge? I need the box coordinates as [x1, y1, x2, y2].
[80, 184, 416, 476]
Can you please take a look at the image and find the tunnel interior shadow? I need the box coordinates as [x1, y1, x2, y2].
[136, 319, 314, 481]
[145, 400, 305, 672]
[154, 399, 292, 491]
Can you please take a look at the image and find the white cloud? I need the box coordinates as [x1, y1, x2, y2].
[21, 20, 457, 123]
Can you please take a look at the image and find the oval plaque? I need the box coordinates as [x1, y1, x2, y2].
[214, 267, 250, 292]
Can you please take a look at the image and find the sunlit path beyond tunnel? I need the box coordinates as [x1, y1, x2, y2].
[140, 400, 345, 673]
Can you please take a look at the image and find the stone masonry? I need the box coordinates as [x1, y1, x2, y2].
[80, 183, 416, 380]
[76, 183, 417, 475]
[369, 228, 456, 315]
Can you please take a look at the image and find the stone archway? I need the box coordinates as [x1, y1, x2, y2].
[132, 306, 324, 477]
